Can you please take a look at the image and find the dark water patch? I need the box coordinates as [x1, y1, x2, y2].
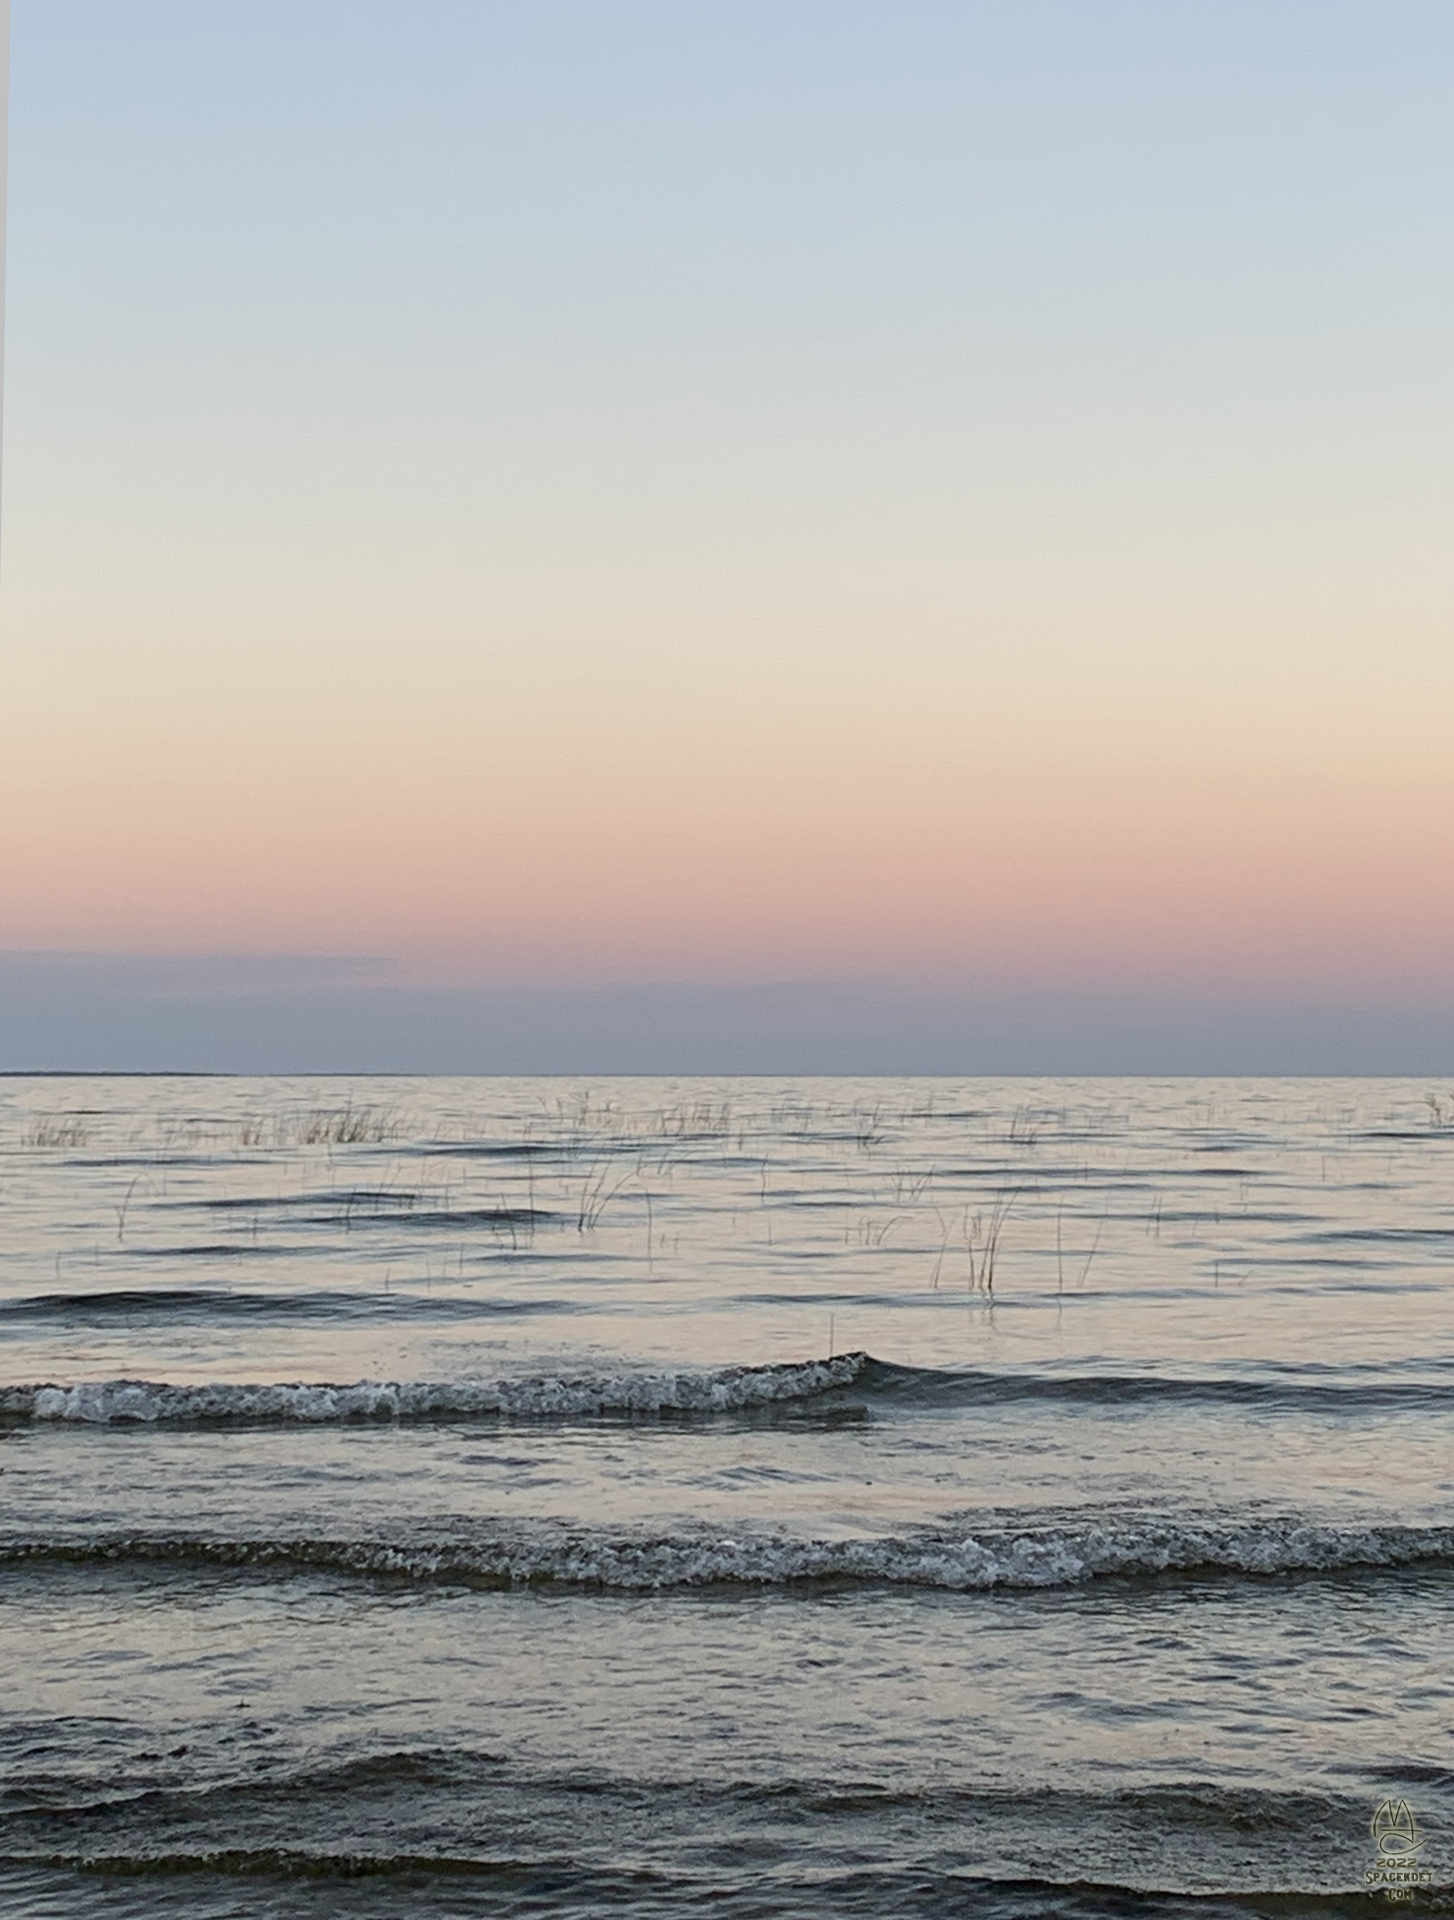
[781, 1130, 889, 1145]
[1245, 1257, 1398, 1272]
[173, 1192, 551, 1230]
[0, 1289, 275, 1321]
[189, 1190, 419, 1213]
[1360, 1129, 1454, 1143]
[1204, 1275, 1450, 1298]
[63, 1155, 262, 1170]
[1154, 1211, 1320, 1227]
[1326, 1759, 1454, 1789]
[1295, 1227, 1454, 1246]
[413, 1142, 556, 1159]
[734, 1290, 933, 1307]
[932, 1161, 1155, 1182]
[0, 1289, 576, 1325]
[121, 1244, 298, 1260]
[390, 1209, 551, 1231]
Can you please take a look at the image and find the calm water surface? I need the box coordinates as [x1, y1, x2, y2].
[1, 1075, 1450, 1916]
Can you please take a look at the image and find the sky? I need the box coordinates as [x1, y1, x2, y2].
[2, 2, 1453, 1071]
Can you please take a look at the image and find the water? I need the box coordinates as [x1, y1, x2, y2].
[0, 1074, 1450, 1916]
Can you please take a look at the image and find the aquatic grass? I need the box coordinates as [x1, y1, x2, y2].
[16, 1081, 1432, 1317]
[22, 1116, 92, 1149]
[574, 1159, 637, 1232]
[890, 1167, 935, 1205]
[655, 1101, 734, 1140]
[856, 1213, 907, 1249]
[764, 1098, 889, 1148]
[138, 1106, 409, 1153]
[1077, 1208, 1109, 1288]
[295, 1105, 402, 1147]
[926, 1190, 1015, 1291]
[964, 1189, 1018, 1293]
[114, 1174, 144, 1243]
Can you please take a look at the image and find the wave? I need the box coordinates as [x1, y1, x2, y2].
[5, 1515, 1451, 1592]
[4, 1353, 1448, 1426]
[0, 1353, 869, 1425]
[4, 1747, 1382, 1824]
[10, 1856, 1395, 1919]
[0, 1759, 1429, 1915]
[857, 1359, 1454, 1411]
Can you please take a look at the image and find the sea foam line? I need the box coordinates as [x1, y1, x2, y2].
[0, 1353, 869, 1426]
[4, 1518, 1451, 1591]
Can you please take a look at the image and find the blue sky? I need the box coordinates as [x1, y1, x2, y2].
[3, 3, 1453, 1069]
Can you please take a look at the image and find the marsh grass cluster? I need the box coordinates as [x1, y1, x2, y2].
[21, 1117, 92, 1149]
[12, 1083, 1454, 1304]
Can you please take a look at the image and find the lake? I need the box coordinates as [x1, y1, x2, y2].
[1, 1074, 1449, 1915]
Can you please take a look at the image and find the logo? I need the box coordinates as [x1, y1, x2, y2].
[1373, 1801, 1425, 1861]
[1368, 1800, 1432, 1901]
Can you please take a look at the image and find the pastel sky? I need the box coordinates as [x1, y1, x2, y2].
[2, 3, 1453, 1067]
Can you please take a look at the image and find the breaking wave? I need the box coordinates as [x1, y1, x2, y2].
[5, 1516, 1451, 1592]
[0, 1353, 870, 1426]
[5, 1353, 1450, 1427]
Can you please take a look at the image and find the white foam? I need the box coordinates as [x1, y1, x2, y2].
[6, 1516, 1450, 1591]
[5, 1353, 868, 1426]
[356, 1518, 1454, 1589]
